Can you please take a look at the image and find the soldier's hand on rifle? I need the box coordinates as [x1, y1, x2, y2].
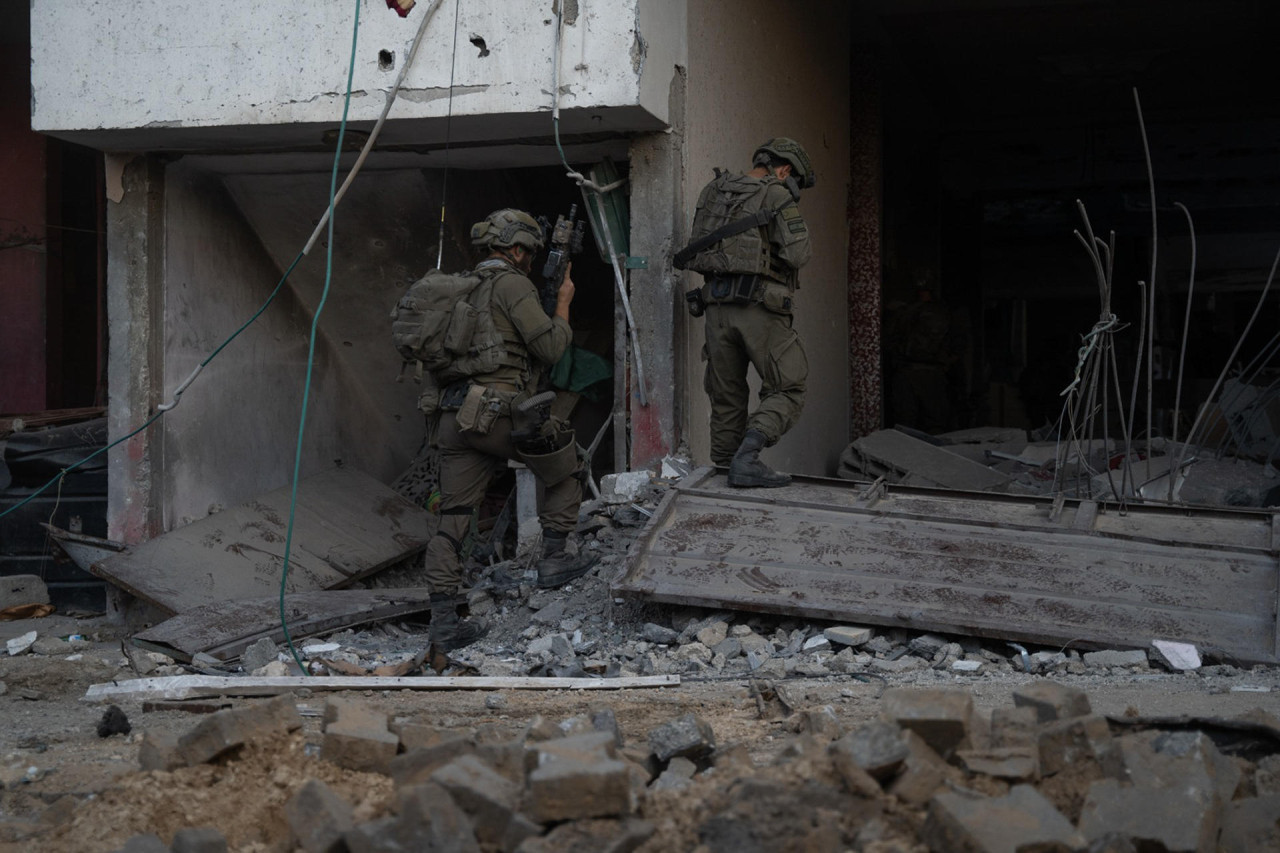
[555, 261, 575, 321]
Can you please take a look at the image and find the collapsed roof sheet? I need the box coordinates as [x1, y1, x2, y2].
[613, 468, 1280, 663]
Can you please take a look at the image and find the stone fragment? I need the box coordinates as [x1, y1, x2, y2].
[648, 713, 716, 763]
[176, 694, 302, 766]
[695, 621, 728, 648]
[431, 755, 521, 848]
[737, 631, 772, 656]
[799, 706, 843, 741]
[285, 779, 354, 853]
[253, 660, 289, 677]
[300, 641, 340, 657]
[388, 782, 480, 853]
[828, 739, 884, 798]
[1150, 640, 1201, 671]
[950, 659, 983, 674]
[954, 747, 1039, 781]
[32, 636, 72, 656]
[138, 729, 183, 772]
[1012, 680, 1092, 722]
[1218, 795, 1280, 852]
[389, 735, 477, 787]
[526, 756, 633, 823]
[888, 730, 958, 807]
[641, 623, 679, 645]
[1037, 715, 1123, 778]
[870, 656, 927, 673]
[924, 784, 1085, 853]
[989, 706, 1039, 748]
[320, 698, 399, 774]
[0, 575, 49, 609]
[531, 600, 567, 626]
[1256, 755, 1280, 795]
[601, 471, 650, 503]
[713, 637, 742, 659]
[389, 720, 456, 753]
[1119, 730, 1242, 805]
[802, 635, 832, 653]
[674, 641, 712, 665]
[170, 827, 229, 853]
[651, 756, 697, 791]
[240, 637, 278, 673]
[908, 633, 948, 658]
[1079, 778, 1220, 853]
[514, 817, 655, 853]
[831, 721, 908, 781]
[1083, 649, 1149, 668]
[6, 631, 37, 656]
[882, 688, 973, 757]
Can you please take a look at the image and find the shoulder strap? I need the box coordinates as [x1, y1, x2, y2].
[673, 206, 778, 271]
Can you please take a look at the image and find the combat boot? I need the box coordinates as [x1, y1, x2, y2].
[428, 593, 486, 654]
[536, 530, 597, 589]
[727, 428, 791, 488]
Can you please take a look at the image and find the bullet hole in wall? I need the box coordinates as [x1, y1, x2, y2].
[379, 49, 395, 71]
[469, 35, 489, 57]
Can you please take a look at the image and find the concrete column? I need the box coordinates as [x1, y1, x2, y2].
[105, 154, 165, 544]
[625, 69, 687, 471]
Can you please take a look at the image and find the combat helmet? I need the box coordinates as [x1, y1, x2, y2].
[753, 137, 816, 189]
[470, 208, 545, 252]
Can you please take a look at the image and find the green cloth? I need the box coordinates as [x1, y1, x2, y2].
[549, 345, 612, 400]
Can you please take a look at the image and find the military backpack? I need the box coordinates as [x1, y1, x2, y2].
[390, 267, 505, 385]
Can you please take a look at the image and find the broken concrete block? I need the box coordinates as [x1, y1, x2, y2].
[394, 782, 480, 853]
[430, 755, 521, 848]
[888, 730, 958, 807]
[0, 575, 49, 609]
[830, 721, 908, 781]
[601, 471, 651, 503]
[1037, 715, 1124, 778]
[651, 756, 697, 791]
[120, 834, 170, 853]
[1256, 754, 1280, 795]
[1218, 795, 1280, 852]
[989, 706, 1039, 749]
[950, 659, 983, 674]
[799, 706, 844, 742]
[389, 720, 456, 753]
[515, 817, 655, 853]
[1011, 680, 1092, 722]
[138, 729, 183, 772]
[170, 826, 228, 853]
[882, 688, 973, 758]
[924, 784, 1085, 853]
[648, 713, 716, 763]
[1119, 730, 1242, 805]
[6, 631, 37, 657]
[176, 694, 302, 766]
[640, 622, 679, 645]
[695, 620, 728, 648]
[1079, 777, 1220, 853]
[321, 698, 398, 774]
[475, 738, 527, 785]
[389, 735, 477, 787]
[954, 747, 1039, 781]
[239, 637, 278, 673]
[285, 779, 354, 853]
[908, 633, 948, 659]
[1083, 649, 1149, 668]
[1151, 639, 1201, 671]
[526, 756, 633, 823]
[828, 738, 884, 798]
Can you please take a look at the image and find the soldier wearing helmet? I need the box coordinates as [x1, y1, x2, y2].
[677, 137, 814, 487]
[422, 208, 594, 658]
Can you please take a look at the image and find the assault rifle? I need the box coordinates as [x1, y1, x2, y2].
[537, 205, 587, 317]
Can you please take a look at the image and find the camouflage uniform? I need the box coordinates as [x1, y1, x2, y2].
[425, 257, 578, 596]
[694, 173, 812, 465]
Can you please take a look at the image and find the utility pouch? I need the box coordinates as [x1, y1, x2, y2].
[417, 372, 442, 415]
[454, 383, 487, 432]
[760, 282, 795, 315]
[685, 287, 706, 318]
[472, 388, 504, 436]
[443, 301, 479, 355]
[707, 274, 761, 304]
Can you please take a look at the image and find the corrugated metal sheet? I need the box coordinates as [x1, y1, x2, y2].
[613, 468, 1280, 663]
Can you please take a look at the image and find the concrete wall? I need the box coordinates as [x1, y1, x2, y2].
[30, 0, 681, 147]
[680, 1, 852, 476]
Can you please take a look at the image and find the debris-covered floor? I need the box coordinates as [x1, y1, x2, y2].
[3, 472, 1280, 852]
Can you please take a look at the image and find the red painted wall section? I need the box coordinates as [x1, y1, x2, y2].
[0, 4, 48, 414]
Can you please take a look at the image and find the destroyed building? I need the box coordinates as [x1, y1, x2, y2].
[3, 3, 1280, 848]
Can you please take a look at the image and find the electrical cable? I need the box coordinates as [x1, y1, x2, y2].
[277, 0, 364, 676]
[435, 0, 462, 270]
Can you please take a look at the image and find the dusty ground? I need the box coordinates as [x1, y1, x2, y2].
[3, 605, 1280, 852]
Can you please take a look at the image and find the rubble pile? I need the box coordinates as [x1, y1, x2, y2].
[18, 681, 1280, 852]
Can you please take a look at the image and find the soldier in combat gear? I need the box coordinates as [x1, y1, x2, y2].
[677, 138, 814, 487]
[421, 209, 595, 656]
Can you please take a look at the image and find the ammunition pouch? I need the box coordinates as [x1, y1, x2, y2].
[705, 274, 763, 305]
[518, 428, 579, 486]
[685, 288, 707, 318]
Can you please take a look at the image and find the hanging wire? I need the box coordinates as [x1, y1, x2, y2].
[435, 0, 463, 270]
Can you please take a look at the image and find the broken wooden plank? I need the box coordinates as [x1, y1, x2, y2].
[84, 674, 681, 702]
[88, 467, 433, 615]
[614, 469, 1280, 664]
[131, 588, 436, 662]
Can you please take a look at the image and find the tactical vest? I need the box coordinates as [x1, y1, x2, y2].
[684, 171, 779, 279]
[390, 264, 527, 386]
